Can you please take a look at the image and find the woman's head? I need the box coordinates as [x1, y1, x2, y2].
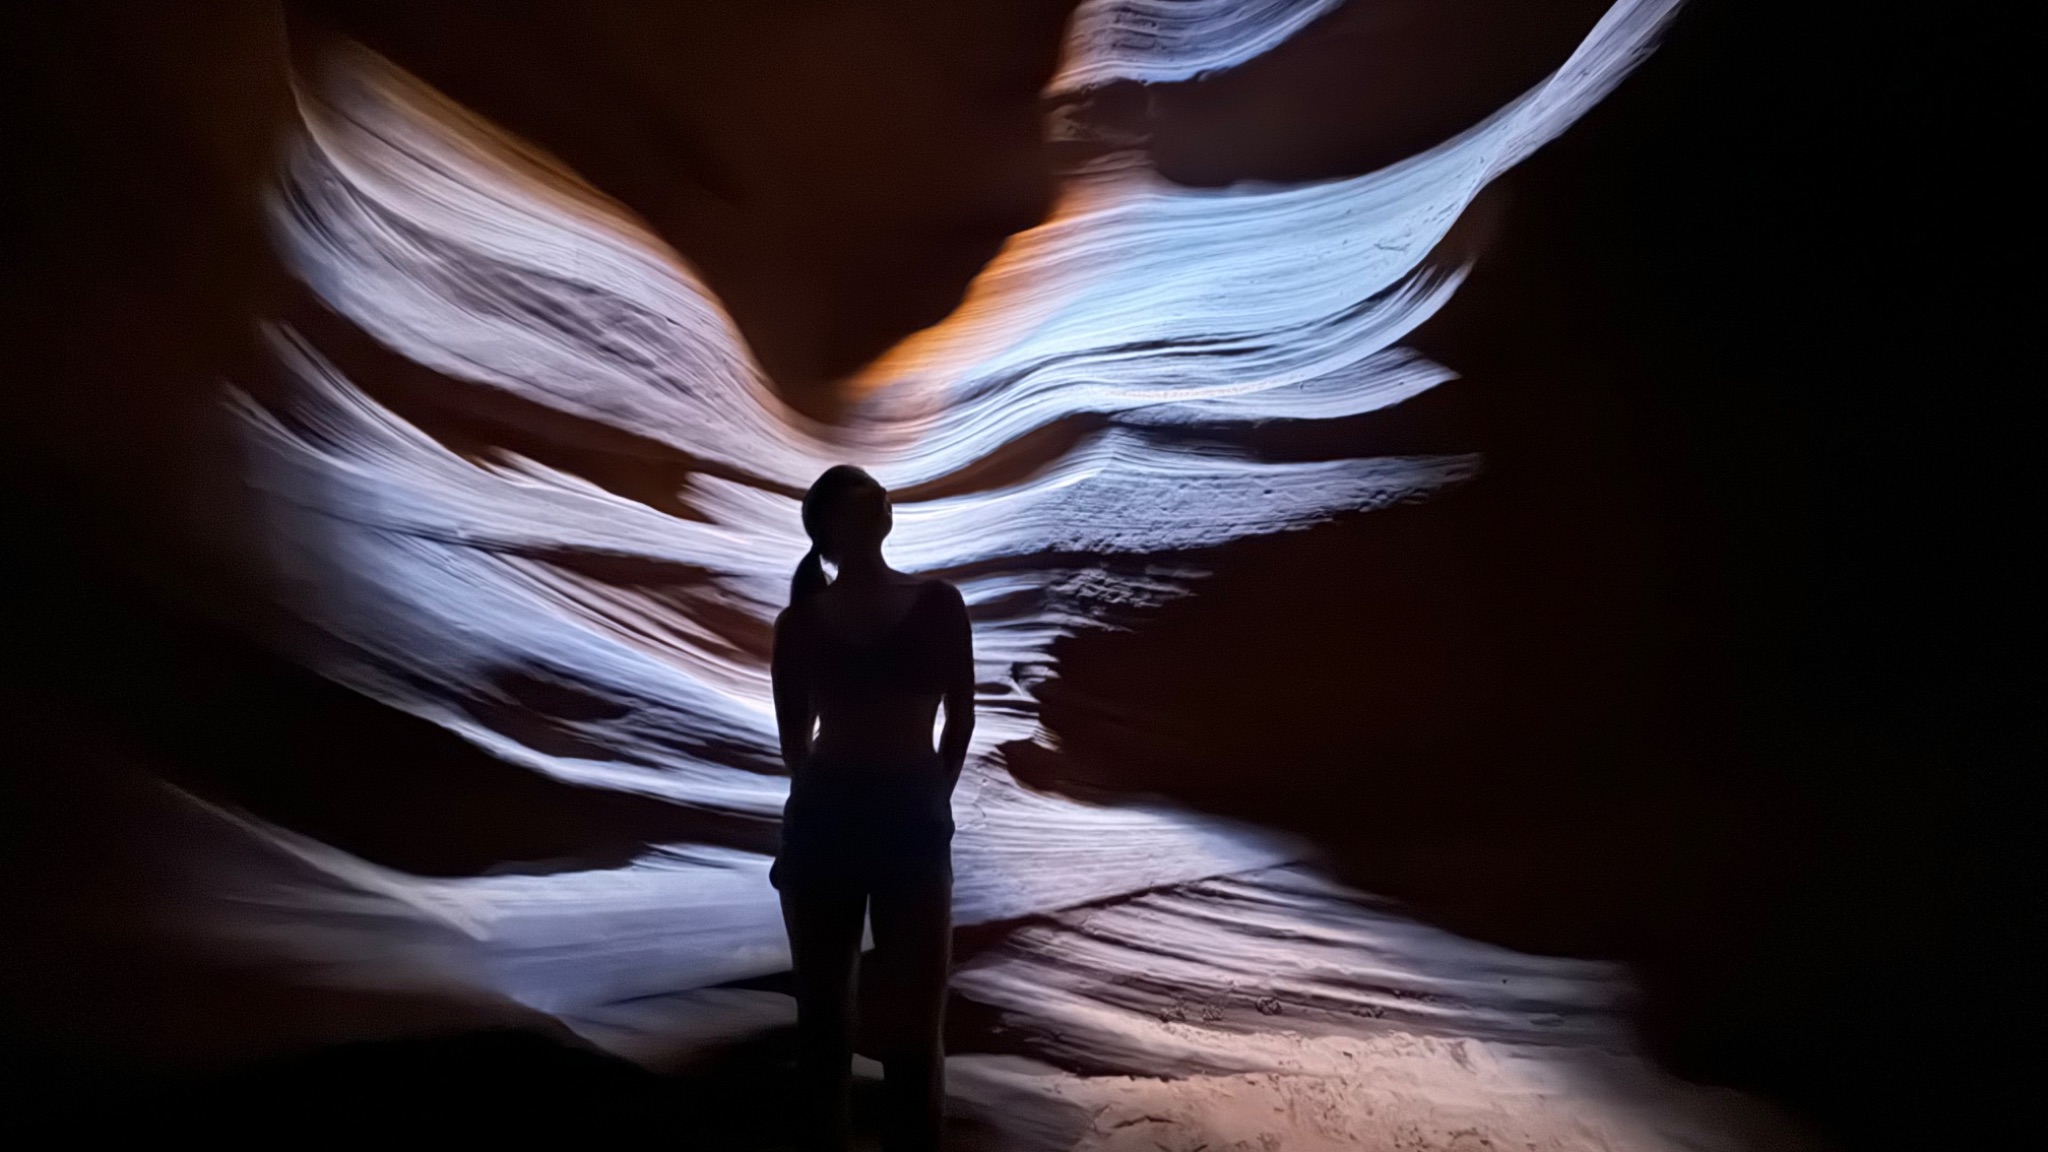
[791, 465, 890, 603]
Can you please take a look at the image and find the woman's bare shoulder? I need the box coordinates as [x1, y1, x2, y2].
[774, 600, 815, 636]
[915, 579, 968, 630]
[916, 577, 965, 605]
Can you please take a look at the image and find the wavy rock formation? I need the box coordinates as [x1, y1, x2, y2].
[218, 0, 1682, 1006]
[5, 2, 1863, 1148]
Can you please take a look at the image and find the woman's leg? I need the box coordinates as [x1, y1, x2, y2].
[867, 859, 953, 1152]
[780, 877, 868, 1152]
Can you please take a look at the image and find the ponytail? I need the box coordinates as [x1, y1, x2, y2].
[790, 545, 829, 606]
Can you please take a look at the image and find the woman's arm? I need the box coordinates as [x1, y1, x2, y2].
[936, 583, 976, 791]
[771, 608, 815, 776]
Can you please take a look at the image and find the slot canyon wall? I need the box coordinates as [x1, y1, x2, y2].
[2, 3, 2027, 1147]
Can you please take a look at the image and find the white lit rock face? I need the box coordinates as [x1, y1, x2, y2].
[1050, 0, 1351, 92]
[180, 1, 1812, 1146]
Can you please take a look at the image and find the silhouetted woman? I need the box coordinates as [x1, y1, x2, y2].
[772, 465, 974, 1152]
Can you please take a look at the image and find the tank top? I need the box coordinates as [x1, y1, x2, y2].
[809, 581, 950, 698]
[774, 582, 955, 888]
